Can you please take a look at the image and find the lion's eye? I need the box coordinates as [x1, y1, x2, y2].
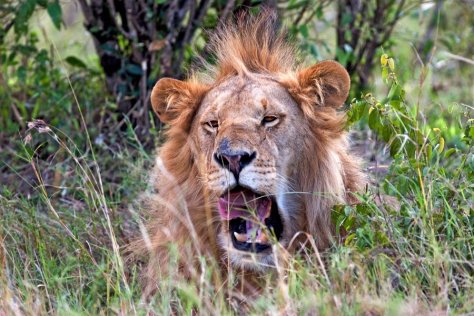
[262, 115, 279, 126]
[208, 120, 218, 128]
[204, 120, 219, 131]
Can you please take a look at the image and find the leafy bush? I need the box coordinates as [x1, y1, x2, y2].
[331, 54, 474, 312]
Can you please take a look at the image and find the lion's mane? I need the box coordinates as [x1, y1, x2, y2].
[133, 11, 365, 295]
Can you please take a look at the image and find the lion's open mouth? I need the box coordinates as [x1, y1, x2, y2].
[218, 187, 283, 253]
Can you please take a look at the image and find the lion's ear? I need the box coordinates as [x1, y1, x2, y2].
[292, 60, 350, 109]
[150, 78, 208, 124]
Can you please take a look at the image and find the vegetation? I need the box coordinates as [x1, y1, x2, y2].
[1, 1, 473, 314]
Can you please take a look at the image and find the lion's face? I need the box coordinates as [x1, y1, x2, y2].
[190, 74, 305, 268]
[150, 59, 353, 271]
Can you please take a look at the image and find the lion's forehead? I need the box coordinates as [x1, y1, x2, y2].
[199, 75, 298, 119]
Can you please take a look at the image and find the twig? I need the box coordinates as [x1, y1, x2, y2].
[443, 52, 474, 66]
[10, 103, 24, 128]
[293, 0, 309, 26]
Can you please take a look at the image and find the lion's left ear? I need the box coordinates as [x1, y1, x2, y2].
[150, 78, 209, 124]
[287, 60, 350, 110]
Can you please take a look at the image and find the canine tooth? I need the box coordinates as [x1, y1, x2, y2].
[264, 200, 272, 219]
[233, 232, 247, 242]
[256, 231, 269, 244]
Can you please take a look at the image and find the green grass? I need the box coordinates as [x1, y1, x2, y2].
[1, 166, 473, 314]
[1, 62, 473, 315]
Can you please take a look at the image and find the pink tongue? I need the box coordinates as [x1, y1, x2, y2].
[218, 189, 271, 222]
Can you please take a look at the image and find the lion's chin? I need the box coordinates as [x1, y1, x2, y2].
[228, 251, 277, 271]
[217, 232, 279, 271]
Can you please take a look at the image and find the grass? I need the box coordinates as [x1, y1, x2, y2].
[1, 4, 474, 315]
[1, 161, 473, 315]
[1, 64, 473, 315]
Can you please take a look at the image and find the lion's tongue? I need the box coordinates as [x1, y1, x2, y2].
[218, 190, 271, 222]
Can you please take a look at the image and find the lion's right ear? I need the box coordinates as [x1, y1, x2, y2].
[283, 61, 350, 119]
[150, 78, 209, 124]
[296, 61, 350, 109]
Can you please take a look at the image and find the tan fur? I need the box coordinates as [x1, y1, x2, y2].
[136, 11, 365, 295]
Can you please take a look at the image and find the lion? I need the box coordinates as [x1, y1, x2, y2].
[137, 11, 365, 296]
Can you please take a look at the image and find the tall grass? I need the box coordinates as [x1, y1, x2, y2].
[1, 46, 473, 316]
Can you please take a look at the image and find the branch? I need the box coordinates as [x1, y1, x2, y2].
[217, 0, 236, 28]
[173, 0, 212, 74]
[106, 0, 133, 39]
[293, 0, 309, 26]
[77, 0, 94, 26]
[416, 0, 443, 62]
[336, 0, 345, 49]
[379, 0, 406, 46]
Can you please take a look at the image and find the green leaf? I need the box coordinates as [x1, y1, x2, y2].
[309, 44, 320, 59]
[299, 25, 309, 39]
[426, 144, 432, 160]
[65, 56, 87, 69]
[389, 100, 402, 110]
[287, 1, 308, 10]
[344, 233, 356, 246]
[437, 137, 445, 154]
[47, 1, 62, 30]
[465, 125, 474, 140]
[414, 130, 425, 146]
[125, 64, 143, 76]
[405, 142, 416, 159]
[17, 65, 27, 82]
[381, 67, 388, 82]
[390, 138, 402, 157]
[381, 123, 392, 142]
[387, 83, 402, 100]
[335, 47, 349, 66]
[368, 108, 379, 131]
[14, 0, 37, 34]
[444, 148, 456, 159]
[341, 12, 353, 26]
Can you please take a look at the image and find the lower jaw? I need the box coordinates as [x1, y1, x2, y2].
[219, 232, 289, 267]
[229, 204, 284, 254]
[227, 248, 277, 271]
[217, 187, 285, 257]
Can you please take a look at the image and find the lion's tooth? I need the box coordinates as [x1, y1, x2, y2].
[256, 231, 269, 244]
[233, 232, 247, 242]
[264, 199, 272, 219]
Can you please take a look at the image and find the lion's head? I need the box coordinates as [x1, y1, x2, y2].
[145, 12, 364, 274]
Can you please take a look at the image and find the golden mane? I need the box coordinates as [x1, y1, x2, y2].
[205, 10, 299, 81]
[137, 10, 365, 297]
[200, 11, 349, 129]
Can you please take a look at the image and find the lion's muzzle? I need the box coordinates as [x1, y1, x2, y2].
[214, 138, 257, 180]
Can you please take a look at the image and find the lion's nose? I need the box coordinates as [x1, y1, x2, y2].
[214, 151, 256, 177]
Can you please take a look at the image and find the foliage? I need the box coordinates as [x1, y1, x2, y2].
[1, 0, 62, 39]
[0, 30, 142, 195]
[332, 54, 474, 312]
[335, 0, 410, 91]
[2, 1, 416, 146]
[74, 0, 282, 144]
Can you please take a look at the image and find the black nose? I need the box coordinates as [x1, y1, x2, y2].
[214, 151, 256, 177]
